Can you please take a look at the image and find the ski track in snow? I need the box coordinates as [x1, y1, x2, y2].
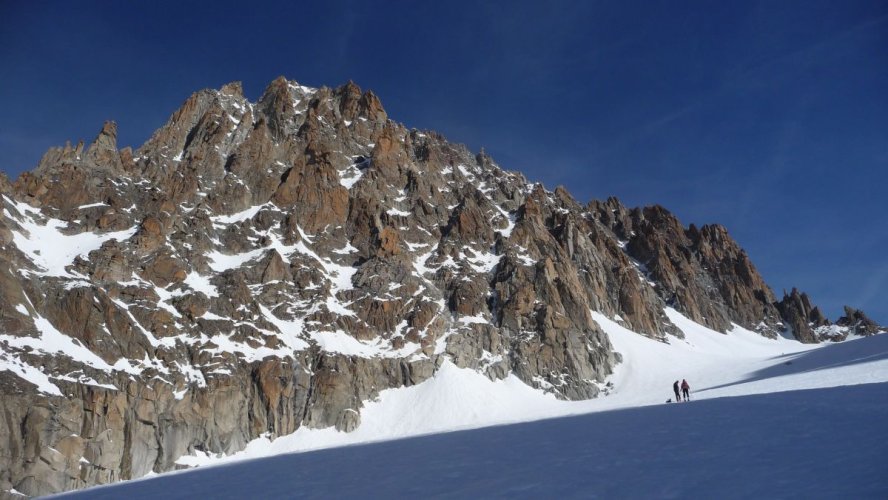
[50, 308, 888, 499]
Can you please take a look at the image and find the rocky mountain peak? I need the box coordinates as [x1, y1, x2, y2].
[93, 120, 118, 147]
[0, 76, 883, 497]
[219, 81, 244, 97]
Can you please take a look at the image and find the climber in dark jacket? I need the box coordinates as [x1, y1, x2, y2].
[681, 379, 690, 401]
[673, 380, 681, 402]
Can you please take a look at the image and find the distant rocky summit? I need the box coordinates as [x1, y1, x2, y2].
[0, 77, 882, 497]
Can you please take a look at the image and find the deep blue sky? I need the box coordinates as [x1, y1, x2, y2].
[1, 1, 886, 324]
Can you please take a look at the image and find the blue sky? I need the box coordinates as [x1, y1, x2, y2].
[1, 1, 885, 323]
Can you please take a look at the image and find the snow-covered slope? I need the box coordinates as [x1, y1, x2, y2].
[55, 310, 888, 498]
[56, 384, 888, 499]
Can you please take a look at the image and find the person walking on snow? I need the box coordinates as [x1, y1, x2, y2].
[681, 379, 690, 401]
[673, 380, 681, 402]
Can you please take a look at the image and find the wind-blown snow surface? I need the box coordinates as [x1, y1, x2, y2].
[55, 311, 888, 498]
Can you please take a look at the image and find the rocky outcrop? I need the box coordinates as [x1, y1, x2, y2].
[836, 306, 884, 336]
[590, 199, 783, 337]
[800, 306, 888, 342]
[776, 288, 829, 343]
[774, 294, 885, 343]
[0, 77, 882, 497]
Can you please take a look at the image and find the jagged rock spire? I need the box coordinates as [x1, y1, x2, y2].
[85, 120, 122, 171]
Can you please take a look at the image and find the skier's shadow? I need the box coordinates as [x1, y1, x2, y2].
[700, 334, 888, 392]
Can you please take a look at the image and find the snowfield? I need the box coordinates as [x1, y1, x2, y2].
[55, 310, 888, 499]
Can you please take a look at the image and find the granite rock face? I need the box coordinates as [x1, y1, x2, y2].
[835, 306, 883, 337]
[589, 199, 785, 337]
[0, 78, 882, 497]
[776, 288, 829, 343]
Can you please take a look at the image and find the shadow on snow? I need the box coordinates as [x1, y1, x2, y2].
[58, 383, 888, 500]
[700, 333, 888, 393]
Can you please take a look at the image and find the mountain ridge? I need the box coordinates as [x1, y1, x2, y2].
[0, 76, 883, 497]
